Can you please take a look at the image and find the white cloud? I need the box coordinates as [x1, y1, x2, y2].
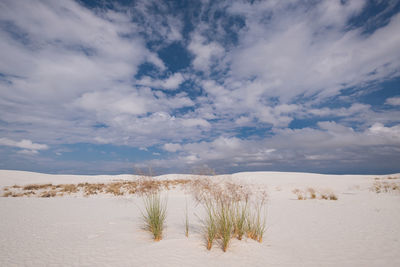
[0, 137, 48, 155]
[188, 32, 224, 72]
[181, 118, 211, 128]
[227, 1, 400, 103]
[137, 73, 185, 90]
[163, 143, 182, 152]
[142, 121, 400, 172]
[386, 96, 400, 106]
[0, 0, 399, 174]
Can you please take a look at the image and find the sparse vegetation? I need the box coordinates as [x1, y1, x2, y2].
[204, 200, 217, 250]
[187, 176, 268, 252]
[2, 191, 12, 197]
[184, 200, 189, 238]
[292, 188, 306, 200]
[307, 187, 317, 199]
[292, 188, 338, 200]
[23, 183, 52, 190]
[232, 200, 248, 240]
[371, 178, 400, 194]
[1, 178, 189, 198]
[40, 190, 57, 198]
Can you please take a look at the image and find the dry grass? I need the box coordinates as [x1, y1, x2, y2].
[82, 183, 105, 196]
[2, 191, 12, 197]
[187, 176, 268, 251]
[292, 188, 306, 200]
[184, 200, 189, 238]
[105, 182, 124, 196]
[57, 184, 78, 193]
[23, 183, 53, 190]
[371, 180, 400, 194]
[1, 178, 190, 198]
[40, 190, 57, 198]
[307, 187, 317, 199]
[292, 188, 338, 200]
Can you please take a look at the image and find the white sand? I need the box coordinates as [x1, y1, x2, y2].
[1, 170, 399, 266]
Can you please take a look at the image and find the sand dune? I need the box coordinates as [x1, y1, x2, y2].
[1, 170, 399, 266]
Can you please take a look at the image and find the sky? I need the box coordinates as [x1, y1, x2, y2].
[0, 0, 400, 175]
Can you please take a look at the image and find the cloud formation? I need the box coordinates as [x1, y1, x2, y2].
[0, 0, 399, 174]
[0, 138, 48, 155]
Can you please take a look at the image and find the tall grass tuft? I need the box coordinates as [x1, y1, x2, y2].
[141, 193, 167, 241]
[188, 174, 268, 252]
[233, 200, 248, 240]
[246, 199, 267, 242]
[185, 199, 189, 237]
[204, 200, 217, 250]
[216, 200, 234, 252]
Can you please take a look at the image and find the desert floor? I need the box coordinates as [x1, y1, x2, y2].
[0, 170, 399, 266]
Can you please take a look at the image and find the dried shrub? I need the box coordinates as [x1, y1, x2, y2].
[23, 184, 52, 191]
[292, 188, 306, 200]
[293, 188, 338, 200]
[105, 182, 124, 196]
[307, 188, 317, 199]
[3, 191, 12, 197]
[371, 180, 400, 194]
[58, 184, 78, 193]
[83, 183, 105, 196]
[188, 176, 268, 251]
[40, 190, 57, 198]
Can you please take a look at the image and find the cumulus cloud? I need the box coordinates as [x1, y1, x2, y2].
[188, 32, 225, 72]
[137, 73, 185, 90]
[163, 143, 182, 152]
[386, 96, 400, 106]
[227, 0, 400, 103]
[0, 0, 399, 174]
[0, 138, 48, 155]
[143, 122, 400, 173]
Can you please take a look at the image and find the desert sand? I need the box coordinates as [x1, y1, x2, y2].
[0, 170, 399, 266]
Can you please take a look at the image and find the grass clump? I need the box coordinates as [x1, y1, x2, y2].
[216, 200, 234, 252]
[246, 199, 267, 242]
[3, 191, 12, 197]
[204, 200, 217, 250]
[188, 176, 268, 252]
[141, 192, 167, 241]
[292, 187, 338, 200]
[371, 180, 400, 194]
[232, 200, 248, 240]
[292, 188, 306, 200]
[23, 183, 52, 191]
[184, 200, 189, 237]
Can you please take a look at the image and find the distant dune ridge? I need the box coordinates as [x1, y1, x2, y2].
[0, 170, 399, 266]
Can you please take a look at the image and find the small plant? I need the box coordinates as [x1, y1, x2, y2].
[192, 175, 268, 252]
[141, 193, 167, 241]
[292, 188, 305, 200]
[3, 191, 12, 197]
[246, 199, 267, 242]
[23, 183, 52, 191]
[328, 193, 338, 200]
[204, 200, 217, 250]
[371, 180, 400, 194]
[216, 200, 233, 252]
[40, 190, 57, 198]
[307, 188, 317, 199]
[184, 200, 189, 237]
[105, 182, 124, 196]
[293, 188, 338, 200]
[233, 200, 248, 240]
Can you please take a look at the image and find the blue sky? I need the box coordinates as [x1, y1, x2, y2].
[0, 0, 400, 175]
